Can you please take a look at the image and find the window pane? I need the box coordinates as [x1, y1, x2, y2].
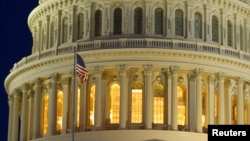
[155, 8, 163, 35]
[89, 85, 95, 125]
[153, 83, 164, 124]
[134, 8, 142, 34]
[77, 13, 84, 39]
[175, 9, 183, 36]
[212, 16, 219, 42]
[95, 10, 102, 37]
[57, 91, 63, 131]
[131, 89, 142, 123]
[194, 12, 202, 39]
[110, 83, 120, 124]
[43, 95, 49, 135]
[177, 86, 185, 125]
[114, 8, 122, 35]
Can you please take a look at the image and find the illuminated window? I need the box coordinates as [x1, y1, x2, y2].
[57, 91, 63, 131]
[42, 94, 49, 135]
[153, 83, 164, 124]
[175, 9, 183, 36]
[114, 8, 122, 35]
[131, 82, 143, 123]
[62, 17, 68, 43]
[177, 86, 186, 125]
[155, 8, 163, 35]
[232, 95, 237, 124]
[95, 10, 102, 37]
[109, 83, 120, 124]
[88, 85, 95, 125]
[212, 16, 219, 42]
[77, 88, 80, 127]
[134, 7, 142, 34]
[77, 13, 84, 40]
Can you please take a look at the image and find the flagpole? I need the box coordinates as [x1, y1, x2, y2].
[72, 48, 76, 141]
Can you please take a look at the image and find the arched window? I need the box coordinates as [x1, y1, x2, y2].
[212, 16, 219, 42]
[194, 12, 202, 39]
[177, 85, 186, 126]
[88, 85, 95, 125]
[56, 91, 63, 131]
[240, 25, 244, 51]
[153, 83, 164, 124]
[42, 94, 49, 135]
[155, 8, 163, 35]
[109, 83, 120, 124]
[114, 8, 122, 35]
[62, 17, 68, 43]
[134, 7, 143, 34]
[95, 10, 102, 37]
[227, 20, 233, 47]
[175, 9, 183, 36]
[77, 13, 84, 40]
[131, 81, 143, 123]
[50, 21, 54, 48]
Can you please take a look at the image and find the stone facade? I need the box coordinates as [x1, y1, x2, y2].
[4, 0, 250, 141]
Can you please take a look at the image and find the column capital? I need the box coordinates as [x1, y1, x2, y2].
[237, 77, 244, 86]
[35, 78, 41, 86]
[22, 83, 29, 91]
[119, 64, 127, 75]
[143, 64, 153, 74]
[51, 73, 58, 81]
[217, 72, 225, 80]
[170, 66, 179, 75]
[94, 66, 103, 75]
[194, 68, 204, 77]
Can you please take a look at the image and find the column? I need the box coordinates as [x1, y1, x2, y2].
[188, 72, 196, 132]
[119, 65, 128, 129]
[185, 1, 194, 39]
[167, 70, 172, 129]
[224, 79, 232, 124]
[28, 92, 34, 140]
[20, 84, 29, 141]
[144, 64, 153, 129]
[218, 72, 225, 124]
[48, 73, 58, 135]
[62, 75, 70, 134]
[170, 66, 179, 130]
[204, 4, 211, 42]
[45, 15, 50, 49]
[12, 90, 21, 141]
[194, 68, 203, 132]
[94, 66, 102, 129]
[7, 96, 13, 141]
[208, 75, 215, 124]
[33, 78, 42, 139]
[237, 77, 244, 124]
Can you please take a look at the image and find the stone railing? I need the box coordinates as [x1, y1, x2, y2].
[11, 38, 250, 71]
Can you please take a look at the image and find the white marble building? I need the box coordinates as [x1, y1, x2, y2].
[4, 0, 250, 141]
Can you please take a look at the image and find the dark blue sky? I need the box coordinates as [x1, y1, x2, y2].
[0, 1, 38, 140]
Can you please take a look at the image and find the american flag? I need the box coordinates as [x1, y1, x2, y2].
[76, 54, 88, 82]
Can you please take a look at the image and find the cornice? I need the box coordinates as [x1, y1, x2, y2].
[4, 48, 250, 94]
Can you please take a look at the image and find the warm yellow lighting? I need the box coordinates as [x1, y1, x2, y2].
[131, 89, 142, 123]
[177, 86, 186, 125]
[42, 94, 49, 135]
[89, 85, 95, 125]
[153, 83, 164, 124]
[57, 91, 63, 131]
[110, 83, 120, 124]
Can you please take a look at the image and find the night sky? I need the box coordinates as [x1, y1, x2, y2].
[0, 1, 38, 140]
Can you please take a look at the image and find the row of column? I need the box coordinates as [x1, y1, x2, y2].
[7, 66, 250, 141]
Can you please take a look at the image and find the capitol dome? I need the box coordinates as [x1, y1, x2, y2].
[4, 0, 250, 141]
